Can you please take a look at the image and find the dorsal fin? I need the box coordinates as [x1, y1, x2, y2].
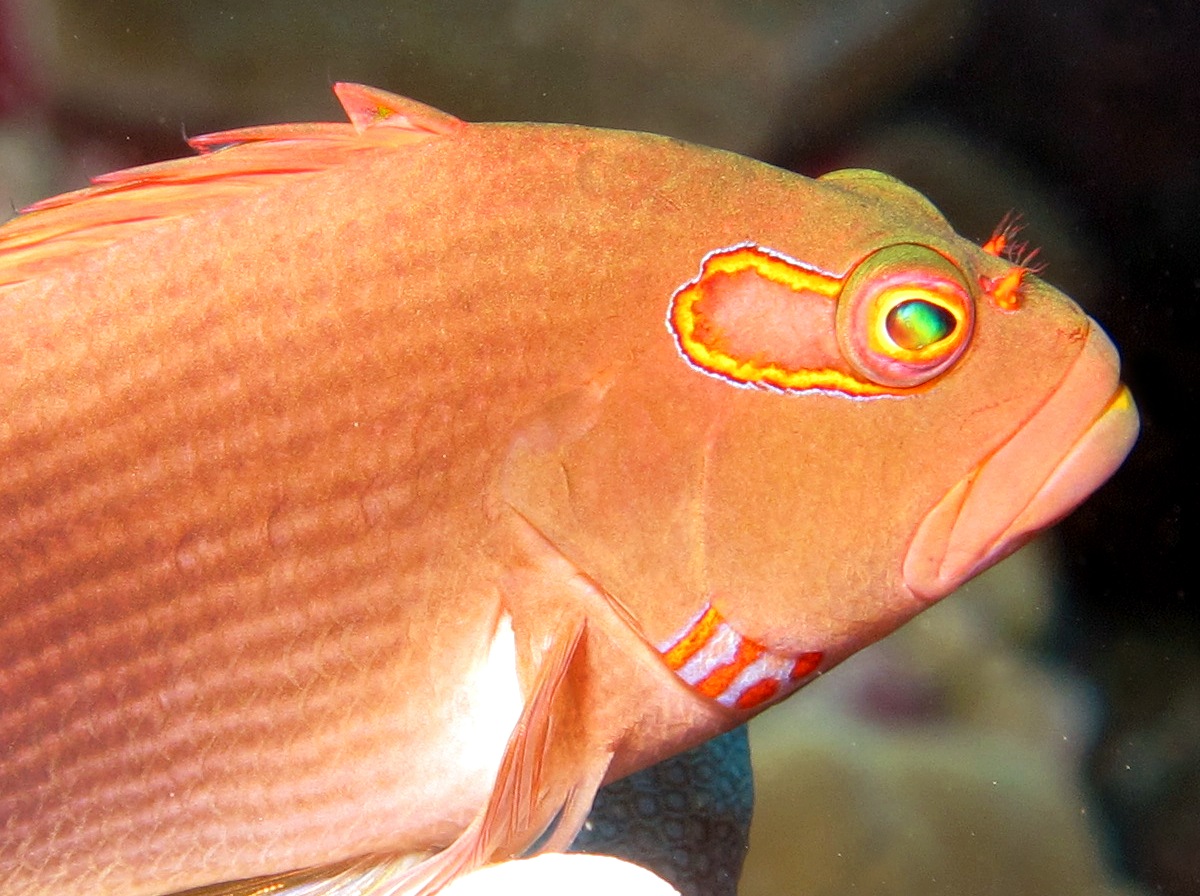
[0, 84, 464, 291]
[333, 82, 464, 136]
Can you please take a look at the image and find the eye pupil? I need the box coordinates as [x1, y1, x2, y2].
[886, 299, 955, 350]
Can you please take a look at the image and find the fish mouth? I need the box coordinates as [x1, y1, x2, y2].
[903, 320, 1140, 601]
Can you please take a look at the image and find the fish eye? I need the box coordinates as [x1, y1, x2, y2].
[885, 298, 956, 351]
[836, 244, 974, 388]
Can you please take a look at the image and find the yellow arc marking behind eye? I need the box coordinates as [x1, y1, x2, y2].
[668, 244, 896, 396]
[669, 242, 976, 396]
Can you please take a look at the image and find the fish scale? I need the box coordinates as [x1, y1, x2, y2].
[0, 84, 1136, 895]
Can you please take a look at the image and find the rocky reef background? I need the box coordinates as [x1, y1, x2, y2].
[0, 1, 1194, 893]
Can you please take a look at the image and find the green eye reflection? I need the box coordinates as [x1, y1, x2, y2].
[885, 299, 955, 351]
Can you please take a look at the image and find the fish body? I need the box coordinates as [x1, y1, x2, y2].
[0, 85, 1137, 895]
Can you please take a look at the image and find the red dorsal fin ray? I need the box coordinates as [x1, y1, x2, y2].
[0, 84, 464, 292]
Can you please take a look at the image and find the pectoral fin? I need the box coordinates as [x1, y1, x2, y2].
[169, 854, 428, 896]
[390, 611, 615, 894]
[171, 615, 607, 896]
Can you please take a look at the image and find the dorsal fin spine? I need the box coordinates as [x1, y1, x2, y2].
[333, 83, 465, 137]
[0, 85, 466, 291]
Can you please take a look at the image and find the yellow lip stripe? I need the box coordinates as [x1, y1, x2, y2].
[655, 603, 823, 711]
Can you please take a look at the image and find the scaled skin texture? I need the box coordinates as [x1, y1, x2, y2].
[0, 84, 1138, 896]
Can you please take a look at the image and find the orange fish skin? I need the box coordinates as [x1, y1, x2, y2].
[0, 86, 1136, 895]
[0, 105, 790, 895]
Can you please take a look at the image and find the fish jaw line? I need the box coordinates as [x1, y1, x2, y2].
[903, 321, 1140, 602]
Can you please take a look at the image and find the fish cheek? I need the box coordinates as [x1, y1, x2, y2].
[497, 365, 723, 645]
[699, 393, 919, 658]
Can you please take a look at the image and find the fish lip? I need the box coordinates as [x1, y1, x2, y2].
[903, 321, 1140, 602]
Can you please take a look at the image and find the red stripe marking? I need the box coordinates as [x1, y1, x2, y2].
[734, 678, 780, 710]
[662, 605, 721, 670]
[789, 652, 822, 680]
[695, 637, 763, 699]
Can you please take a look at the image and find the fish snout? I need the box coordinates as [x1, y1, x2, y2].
[903, 319, 1139, 601]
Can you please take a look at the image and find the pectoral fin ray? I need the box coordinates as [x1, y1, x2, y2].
[169, 617, 598, 896]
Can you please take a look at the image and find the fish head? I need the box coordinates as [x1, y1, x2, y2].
[682, 170, 1138, 670]
[500, 167, 1137, 713]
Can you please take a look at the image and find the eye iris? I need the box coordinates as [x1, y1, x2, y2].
[886, 299, 955, 350]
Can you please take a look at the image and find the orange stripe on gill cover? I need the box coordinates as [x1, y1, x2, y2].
[661, 604, 721, 669]
[733, 679, 780, 710]
[789, 653, 822, 680]
[655, 602, 823, 712]
[695, 638, 764, 699]
[667, 244, 895, 397]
